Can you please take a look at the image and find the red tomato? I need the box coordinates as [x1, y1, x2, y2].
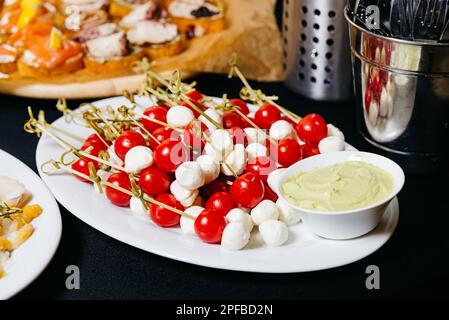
[114, 130, 146, 160]
[254, 104, 281, 129]
[229, 98, 249, 115]
[202, 179, 230, 197]
[295, 114, 328, 145]
[302, 143, 320, 158]
[139, 166, 171, 197]
[227, 127, 248, 147]
[276, 138, 303, 167]
[281, 116, 298, 127]
[194, 209, 227, 244]
[71, 156, 98, 183]
[186, 89, 203, 101]
[85, 133, 109, 149]
[205, 192, 235, 216]
[181, 99, 204, 118]
[242, 116, 256, 128]
[230, 173, 265, 209]
[149, 127, 179, 150]
[183, 119, 207, 151]
[141, 106, 168, 133]
[264, 184, 278, 202]
[105, 172, 132, 207]
[246, 156, 277, 183]
[154, 139, 189, 172]
[223, 112, 245, 129]
[150, 193, 184, 227]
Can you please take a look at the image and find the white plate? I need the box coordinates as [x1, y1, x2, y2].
[0, 149, 62, 299]
[35, 96, 399, 273]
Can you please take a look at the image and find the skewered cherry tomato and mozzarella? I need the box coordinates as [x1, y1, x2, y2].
[68, 91, 346, 251]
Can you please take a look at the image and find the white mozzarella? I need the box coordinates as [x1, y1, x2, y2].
[244, 127, 266, 144]
[327, 124, 345, 141]
[130, 196, 148, 219]
[270, 120, 293, 140]
[124, 146, 153, 174]
[199, 108, 222, 132]
[250, 200, 279, 226]
[267, 168, 287, 194]
[245, 142, 267, 160]
[221, 222, 250, 251]
[167, 105, 195, 128]
[196, 154, 220, 184]
[170, 180, 194, 202]
[175, 161, 205, 190]
[179, 189, 199, 207]
[276, 198, 301, 226]
[206, 129, 233, 161]
[180, 205, 204, 235]
[318, 136, 345, 154]
[221, 144, 247, 176]
[259, 220, 289, 247]
[226, 208, 254, 232]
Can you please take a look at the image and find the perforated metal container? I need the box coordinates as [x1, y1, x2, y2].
[282, 0, 352, 101]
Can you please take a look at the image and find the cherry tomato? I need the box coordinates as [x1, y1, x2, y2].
[194, 209, 227, 244]
[227, 127, 248, 147]
[154, 139, 189, 172]
[254, 104, 281, 129]
[276, 138, 303, 167]
[264, 184, 278, 202]
[139, 166, 171, 197]
[150, 193, 184, 227]
[229, 98, 249, 115]
[81, 141, 105, 157]
[186, 89, 203, 101]
[149, 127, 179, 150]
[202, 179, 230, 197]
[114, 130, 146, 160]
[205, 192, 235, 216]
[246, 156, 277, 183]
[295, 114, 328, 145]
[242, 116, 256, 128]
[181, 99, 204, 118]
[105, 172, 132, 207]
[301, 143, 320, 158]
[71, 156, 99, 183]
[230, 173, 265, 209]
[85, 133, 109, 149]
[183, 119, 207, 151]
[223, 112, 245, 129]
[141, 106, 168, 133]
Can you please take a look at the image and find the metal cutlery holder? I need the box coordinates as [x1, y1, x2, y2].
[346, 13, 449, 174]
[282, 0, 353, 101]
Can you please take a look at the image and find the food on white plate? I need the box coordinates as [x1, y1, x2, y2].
[221, 222, 250, 251]
[244, 127, 266, 144]
[221, 144, 246, 176]
[270, 119, 294, 141]
[276, 197, 301, 226]
[245, 142, 267, 160]
[206, 129, 233, 161]
[259, 220, 289, 247]
[281, 161, 393, 212]
[318, 136, 346, 154]
[167, 105, 195, 127]
[130, 196, 148, 218]
[175, 161, 205, 190]
[250, 199, 279, 226]
[124, 145, 154, 173]
[196, 154, 220, 184]
[0, 177, 42, 278]
[199, 107, 222, 132]
[327, 123, 345, 141]
[180, 205, 203, 235]
[225, 208, 253, 232]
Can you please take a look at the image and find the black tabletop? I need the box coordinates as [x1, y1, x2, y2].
[0, 72, 448, 300]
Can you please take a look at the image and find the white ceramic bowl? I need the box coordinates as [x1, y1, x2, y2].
[277, 151, 405, 240]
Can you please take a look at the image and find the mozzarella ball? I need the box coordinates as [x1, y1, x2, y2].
[196, 154, 220, 184]
[327, 124, 345, 141]
[318, 136, 345, 154]
[226, 208, 254, 232]
[259, 220, 289, 247]
[124, 146, 153, 174]
[175, 161, 205, 190]
[221, 144, 247, 176]
[250, 200, 279, 226]
[199, 108, 223, 132]
[167, 105, 195, 128]
[180, 206, 204, 235]
[270, 120, 294, 140]
[130, 196, 148, 218]
[267, 168, 286, 194]
[108, 144, 123, 167]
[209, 129, 233, 159]
[170, 180, 194, 202]
[244, 127, 266, 144]
[221, 222, 250, 251]
[276, 198, 301, 225]
[245, 142, 267, 160]
[179, 189, 199, 207]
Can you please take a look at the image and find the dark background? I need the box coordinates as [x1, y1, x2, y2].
[0, 1, 448, 299]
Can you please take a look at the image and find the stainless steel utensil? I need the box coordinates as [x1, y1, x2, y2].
[282, 0, 352, 101]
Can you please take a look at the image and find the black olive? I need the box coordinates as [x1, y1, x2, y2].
[191, 6, 219, 18]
